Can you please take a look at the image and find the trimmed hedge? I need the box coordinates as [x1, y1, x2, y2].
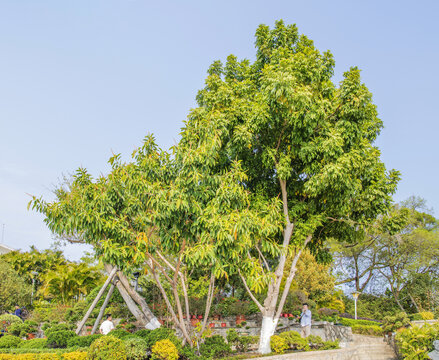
[46, 331, 77, 349]
[66, 335, 102, 348]
[0, 337, 22, 349]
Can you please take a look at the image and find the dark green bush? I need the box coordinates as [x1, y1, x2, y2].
[45, 324, 73, 337]
[133, 329, 151, 339]
[144, 328, 181, 350]
[67, 334, 103, 348]
[199, 335, 231, 359]
[88, 335, 126, 360]
[180, 346, 207, 360]
[124, 338, 148, 360]
[108, 329, 132, 340]
[18, 339, 47, 349]
[46, 330, 77, 348]
[279, 331, 309, 351]
[0, 335, 22, 349]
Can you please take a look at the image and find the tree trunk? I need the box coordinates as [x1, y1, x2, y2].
[91, 282, 116, 335]
[258, 316, 278, 354]
[76, 267, 117, 335]
[408, 292, 421, 313]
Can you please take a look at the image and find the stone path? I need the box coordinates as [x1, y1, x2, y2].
[247, 335, 396, 360]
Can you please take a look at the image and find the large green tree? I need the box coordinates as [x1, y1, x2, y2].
[0, 258, 32, 313]
[178, 20, 399, 353]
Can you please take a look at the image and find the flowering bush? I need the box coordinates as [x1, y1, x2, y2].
[151, 340, 178, 360]
[88, 336, 126, 360]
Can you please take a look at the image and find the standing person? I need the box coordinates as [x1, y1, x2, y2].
[299, 303, 312, 338]
[13, 305, 22, 320]
[99, 314, 115, 335]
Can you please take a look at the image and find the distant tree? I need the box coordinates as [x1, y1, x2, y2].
[0, 258, 32, 313]
[39, 262, 104, 304]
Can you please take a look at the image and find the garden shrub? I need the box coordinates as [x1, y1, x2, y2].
[382, 312, 410, 333]
[0, 355, 14, 360]
[179, 346, 206, 360]
[66, 335, 102, 348]
[46, 331, 77, 349]
[339, 318, 381, 327]
[279, 331, 309, 351]
[13, 355, 37, 360]
[420, 311, 434, 320]
[88, 336, 126, 360]
[61, 352, 87, 360]
[317, 308, 339, 317]
[7, 321, 39, 338]
[321, 340, 339, 350]
[351, 324, 384, 336]
[143, 329, 181, 351]
[270, 335, 288, 354]
[225, 329, 238, 344]
[395, 323, 439, 359]
[132, 330, 150, 339]
[0, 315, 22, 332]
[410, 313, 423, 321]
[123, 338, 148, 360]
[0, 336, 22, 349]
[38, 354, 60, 360]
[19, 340, 47, 350]
[236, 336, 258, 353]
[45, 325, 73, 337]
[199, 335, 230, 359]
[108, 330, 131, 340]
[225, 330, 257, 352]
[151, 340, 178, 360]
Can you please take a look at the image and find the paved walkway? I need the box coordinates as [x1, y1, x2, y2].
[248, 335, 396, 360]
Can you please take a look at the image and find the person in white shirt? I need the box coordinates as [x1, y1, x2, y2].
[99, 314, 115, 335]
[299, 303, 312, 338]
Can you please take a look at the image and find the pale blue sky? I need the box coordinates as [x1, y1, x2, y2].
[1, 1, 438, 260]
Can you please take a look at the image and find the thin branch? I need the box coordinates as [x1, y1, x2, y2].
[238, 269, 264, 313]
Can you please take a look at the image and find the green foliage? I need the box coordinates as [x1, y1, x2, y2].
[151, 340, 178, 360]
[339, 318, 381, 327]
[382, 312, 410, 333]
[270, 335, 288, 354]
[132, 330, 151, 339]
[0, 315, 22, 333]
[7, 321, 39, 338]
[0, 336, 22, 349]
[142, 329, 181, 350]
[396, 323, 439, 359]
[419, 311, 434, 320]
[108, 330, 131, 340]
[66, 335, 102, 348]
[0, 259, 32, 313]
[30, 303, 71, 324]
[46, 331, 77, 349]
[88, 336, 126, 360]
[350, 324, 383, 336]
[18, 340, 47, 350]
[45, 325, 74, 337]
[123, 338, 148, 360]
[199, 336, 231, 359]
[39, 263, 103, 304]
[226, 330, 258, 353]
[279, 331, 309, 351]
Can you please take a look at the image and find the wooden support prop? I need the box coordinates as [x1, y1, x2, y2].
[104, 264, 160, 329]
[115, 278, 149, 325]
[91, 281, 116, 335]
[75, 266, 118, 335]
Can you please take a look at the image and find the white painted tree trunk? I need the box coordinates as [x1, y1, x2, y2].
[258, 316, 278, 354]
